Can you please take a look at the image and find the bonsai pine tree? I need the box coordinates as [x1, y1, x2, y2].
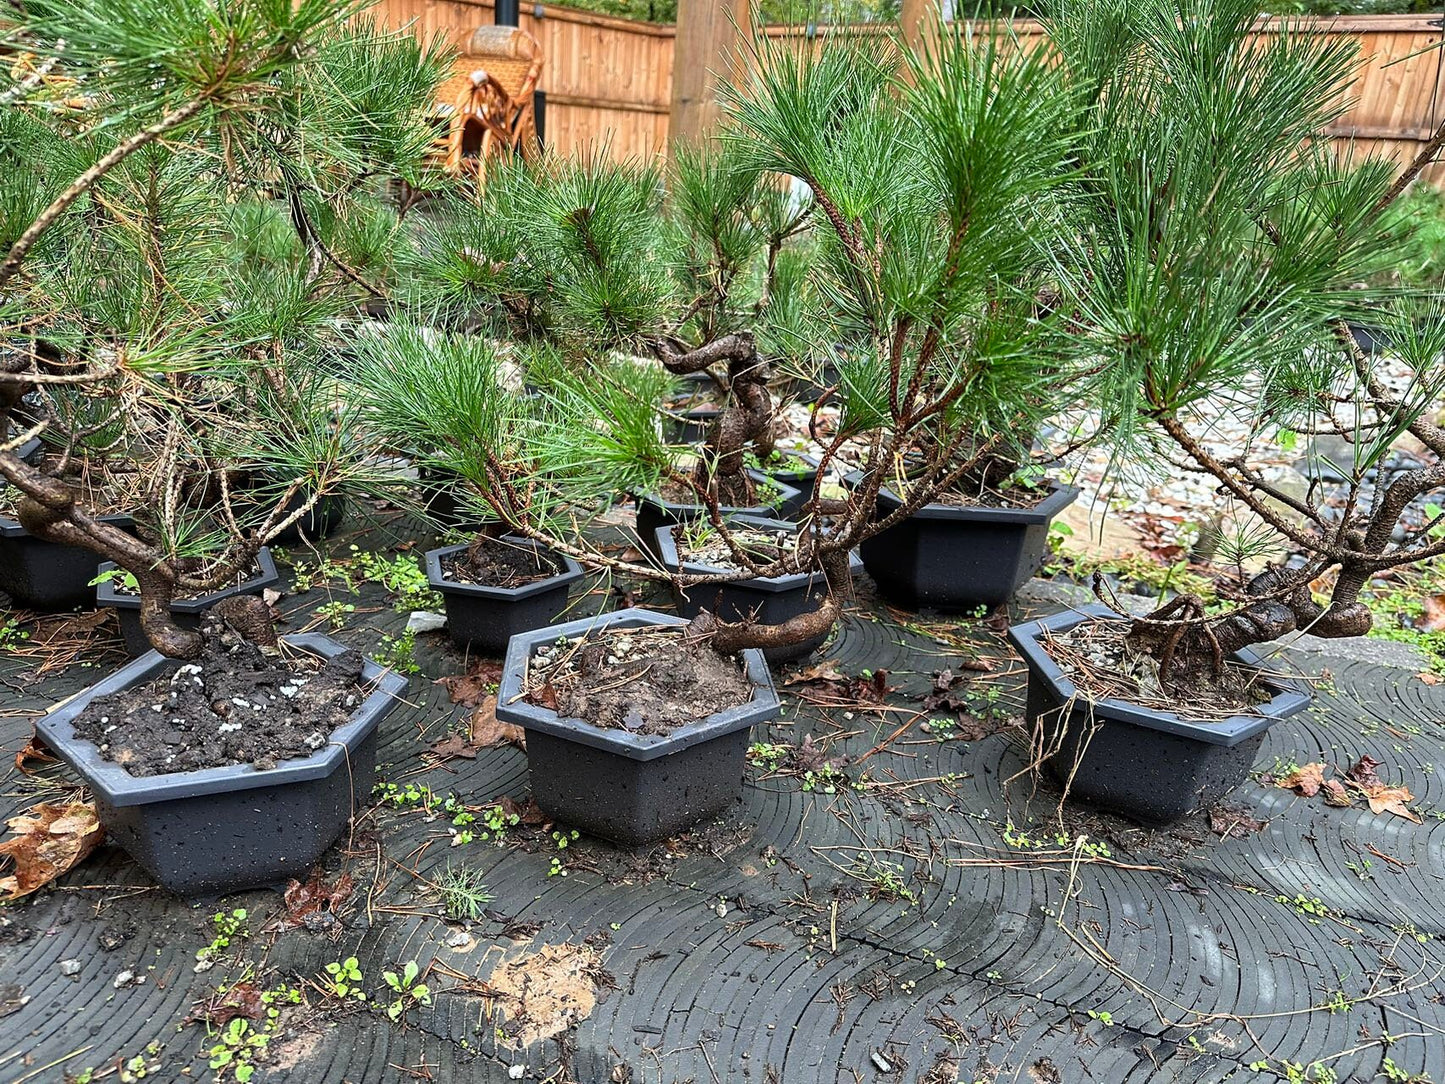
[1049, 0, 1445, 694]
[0, 0, 445, 656]
[370, 25, 1088, 654]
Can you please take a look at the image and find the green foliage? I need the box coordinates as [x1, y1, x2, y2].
[382, 960, 431, 1021]
[437, 862, 494, 921]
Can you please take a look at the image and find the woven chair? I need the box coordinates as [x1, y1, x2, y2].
[432, 25, 543, 185]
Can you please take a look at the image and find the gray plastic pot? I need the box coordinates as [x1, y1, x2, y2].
[653, 515, 859, 664]
[756, 453, 820, 520]
[423, 537, 584, 653]
[35, 633, 407, 895]
[1008, 605, 1312, 825]
[0, 514, 135, 611]
[849, 473, 1079, 611]
[496, 609, 780, 846]
[95, 548, 282, 657]
[633, 471, 801, 560]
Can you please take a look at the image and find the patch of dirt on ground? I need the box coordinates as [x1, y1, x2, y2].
[527, 626, 754, 735]
[71, 619, 366, 775]
[486, 942, 606, 1049]
[443, 536, 562, 589]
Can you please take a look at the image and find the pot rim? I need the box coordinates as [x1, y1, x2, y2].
[35, 632, 408, 806]
[0, 512, 134, 539]
[496, 608, 780, 762]
[653, 515, 860, 594]
[1007, 603, 1312, 747]
[633, 470, 802, 521]
[843, 471, 1079, 525]
[95, 547, 281, 615]
[424, 536, 585, 602]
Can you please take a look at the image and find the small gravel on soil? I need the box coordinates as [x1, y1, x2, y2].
[71, 618, 367, 775]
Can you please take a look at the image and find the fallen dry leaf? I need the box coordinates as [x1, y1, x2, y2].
[1208, 804, 1266, 838]
[470, 695, 526, 751]
[428, 733, 478, 762]
[1362, 784, 1422, 823]
[282, 870, 354, 929]
[1277, 762, 1327, 797]
[1345, 755, 1383, 789]
[1321, 779, 1354, 808]
[14, 732, 55, 774]
[1418, 672, 1441, 686]
[783, 658, 846, 686]
[185, 982, 266, 1027]
[0, 802, 104, 900]
[1421, 594, 1445, 633]
[436, 660, 506, 708]
[498, 795, 549, 827]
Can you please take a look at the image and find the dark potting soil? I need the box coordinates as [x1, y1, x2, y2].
[526, 626, 753, 735]
[70, 626, 367, 776]
[442, 537, 563, 589]
[1043, 619, 1267, 718]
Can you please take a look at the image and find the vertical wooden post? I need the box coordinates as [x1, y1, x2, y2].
[901, 0, 941, 58]
[669, 0, 752, 150]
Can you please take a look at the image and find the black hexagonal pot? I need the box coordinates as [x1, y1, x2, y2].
[0, 514, 135, 611]
[633, 471, 801, 560]
[755, 452, 819, 520]
[496, 609, 780, 846]
[653, 516, 859, 664]
[35, 633, 407, 895]
[850, 474, 1079, 611]
[95, 548, 282, 657]
[1008, 605, 1312, 825]
[423, 537, 584, 653]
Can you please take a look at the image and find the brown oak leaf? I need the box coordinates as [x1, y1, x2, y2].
[1277, 762, 1327, 797]
[282, 870, 355, 929]
[1208, 804, 1266, 838]
[0, 802, 104, 900]
[436, 660, 506, 707]
[1345, 755, 1383, 789]
[471, 695, 526, 750]
[1320, 779, 1354, 808]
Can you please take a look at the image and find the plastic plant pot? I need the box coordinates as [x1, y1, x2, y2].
[415, 464, 489, 532]
[423, 537, 584, 653]
[755, 452, 819, 520]
[0, 514, 135, 611]
[35, 633, 407, 895]
[95, 548, 282, 658]
[269, 492, 347, 546]
[666, 403, 722, 445]
[496, 609, 780, 846]
[1007, 604, 1312, 825]
[653, 515, 860, 664]
[849, 473, 1079, 611]
[633, 471, 801, 560]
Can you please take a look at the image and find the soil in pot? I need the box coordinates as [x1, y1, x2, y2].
[1043, 619, 1268, 714]
[527, 625, 753, 735]
[442, 536, 563, 589]
[69, 621, 367, 776]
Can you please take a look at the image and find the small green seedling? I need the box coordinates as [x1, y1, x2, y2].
[382, 960, 431, 1021]
[323, 956, 366, 1001]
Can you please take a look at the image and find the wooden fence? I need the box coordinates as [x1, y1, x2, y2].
[371, 3, 1445, 180]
